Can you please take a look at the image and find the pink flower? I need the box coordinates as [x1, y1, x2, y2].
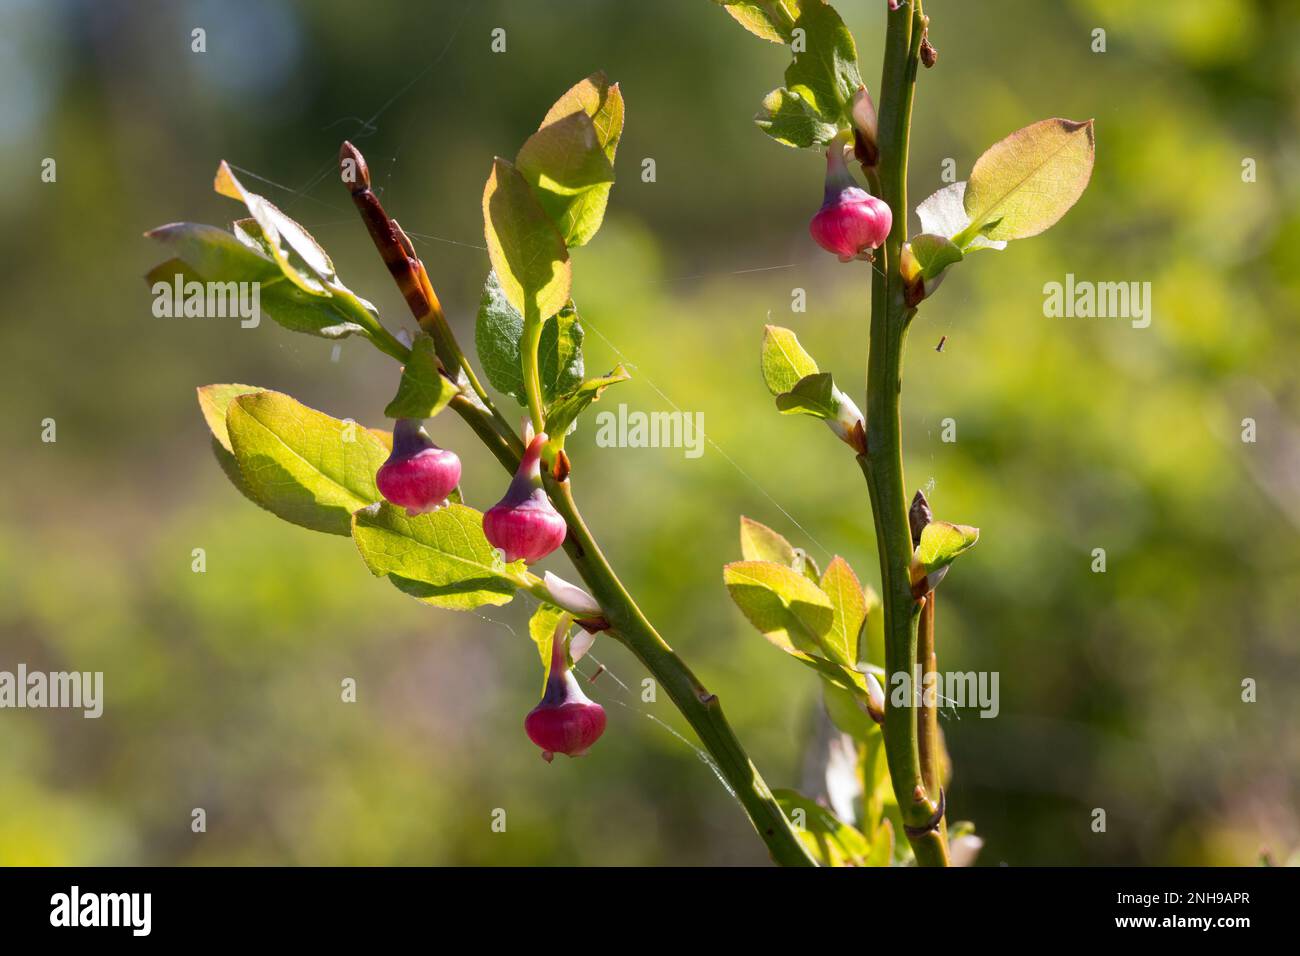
[809, 143, 892, 261]
[525, 632, 607, 762]
[376, 419, 461, 515]
[483, 434, 568, 563]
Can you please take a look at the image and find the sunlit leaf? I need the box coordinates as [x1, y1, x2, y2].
[225, 390, 388, 536]
[351, 502, 526, 611]
[774, 789, 871, 867]
[761, 325, 820, 396]
[482, 158, 572, 322]
[820, 556, 866, 665]
[544, 365, 631, 437]
[958, 118, 1095, 244]
[384, 332, 458, 420]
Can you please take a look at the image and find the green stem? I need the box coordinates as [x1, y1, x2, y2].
[862, 0, 948, 867]
[521, 311, 546, 435]
[543, 478, 816, 866]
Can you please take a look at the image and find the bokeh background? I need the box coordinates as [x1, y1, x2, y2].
[2, 0, 1297, 865]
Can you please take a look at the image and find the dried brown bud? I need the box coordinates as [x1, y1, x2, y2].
[909, 489, 933, 546]
[920, 37, 938, 68]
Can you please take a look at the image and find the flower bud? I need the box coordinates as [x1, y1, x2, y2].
[524, 633, 607, 762]
[809, 142, 892, 262]
[376, 418, 462, 515]
[484, 434, 567, 563]
[826, 385, 867, 455]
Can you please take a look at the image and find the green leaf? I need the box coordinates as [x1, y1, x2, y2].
[384, 332, 458, 419]
[908, 234, 964, 281]
[225, 390, 389, 536]
[774, 789, 871, 867]
[761, 325, 820, 396]
[520, 73, 623, 249]
[755, 87, 839, 149]
[916, 182, 1007, 253]
[820, 556, 866, 665]
[518, 111, 615, 198]
[865, 819, 895, 867]
[144, 222, 279, 282]
[859, 583, 883, 669]
[197, 384, 265, 506]
[775, 372, 838, 419]
[544, 365, 631, 437]
[739, 515, 820, 582]
[914, 521, 980, 574]
[783, 2, 862, 125]
[198, 383, 262, 452]
[958, 118, 1095, 244]
[482, 157, 572, 322]
[823, 679, 880, 740]
[351, 502, 526, 611]
[541, 70, 624, 164]
[475, 271, 584, 407]
[716, 0, 801, 43]
[723, 560, 834, 660]
[528, 603, 568, 693]
[214, 162, 340, 294]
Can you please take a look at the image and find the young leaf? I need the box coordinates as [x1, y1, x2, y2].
[198, 383, 262, 452]
[529, 603, 569, 692]
[214, 162, 339, 293]
[865, 819, 895, 867]
[773, 789, 872, 867]
[384, 332, 458, 420]
[225, 390, 389, 536]
[907, 234, 964, 281]
[197, 383, 264, 506]
[958, 118, 1095, 245]
[820, 556, 867, 666]
[775, 372, 838, 419]
[915, 182, 1006, 252]
[783, 2, 862, 125]
[739, 515, 820, 582]
[482, 157, 572, 322]
[914, 521, 980, 574]
[716, 0, 801, 43]
[475, 271, 584, 407]
[761, 325, 820, 396]
[351, 502, 526, 611]
[145, 222, 279, 282]
[723, 560, 839, 662]
[755, 87, 839, 149]
[519, 74, 623, 250]
[544, 365, 631, 437]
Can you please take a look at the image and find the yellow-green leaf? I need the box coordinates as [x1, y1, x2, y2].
[351, 502, 526, 611]
[774, 788, 871, 867]
[820, 556, 866, 666]
[384, 332, 458, 420]
[482, 157, 572, 322]
[226, 390, 388, 536]
[959, 118, 1095, 244]
[761, 325, 820, 396]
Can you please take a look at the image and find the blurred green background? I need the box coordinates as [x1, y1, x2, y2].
[1, 0, 1297, 865]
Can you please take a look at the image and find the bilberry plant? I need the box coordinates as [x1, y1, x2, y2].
[149, 0, 1091, 866]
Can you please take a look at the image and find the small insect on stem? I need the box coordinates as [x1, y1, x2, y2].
[935, 335, 946, 352]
